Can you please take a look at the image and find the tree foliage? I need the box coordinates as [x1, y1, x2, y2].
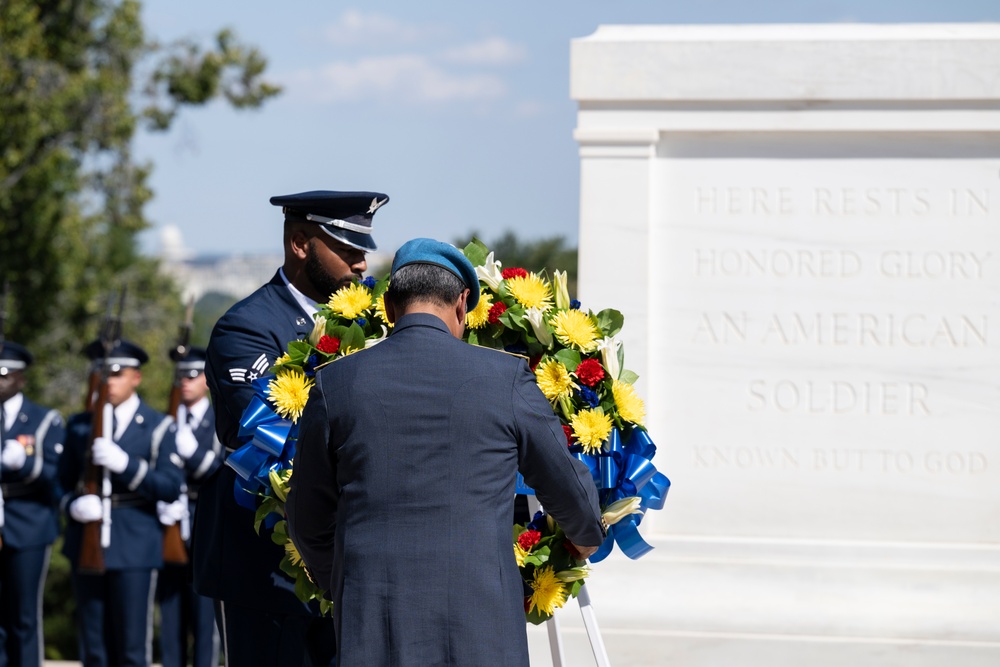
[0, 1, 279, 658]
[0, 0, 280, 415]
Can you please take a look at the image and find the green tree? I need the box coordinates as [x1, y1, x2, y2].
[0, 0, 279, 413]
[0, 1, 280, 659]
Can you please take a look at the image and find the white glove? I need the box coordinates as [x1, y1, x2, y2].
[1, 440, 26, 471]
[70, 494, 103, 523]
[92, 437, 129, 474]
[174, 426, 198, 460]
[156, 499, 189, 526]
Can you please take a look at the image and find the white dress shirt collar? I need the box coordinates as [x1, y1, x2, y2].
[279, 267, 320, 318]
[178, 396, 210, 430]
[2, 393, 23, 433]
[112, 393, 141, 441]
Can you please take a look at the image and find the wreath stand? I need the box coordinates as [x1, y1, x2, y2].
[526, 494, 612, 667]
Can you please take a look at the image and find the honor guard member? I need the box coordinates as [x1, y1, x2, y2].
[59, 339, 183, 667]
[197, 190, 389, 667]
[0, 342, 65, 667]
[157, 346, 221, 667]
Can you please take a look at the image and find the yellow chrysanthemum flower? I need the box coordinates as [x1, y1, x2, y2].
[514, 543, 528, 568]
[465, 290, 493, 329]
[327, 282, 373, 319]
[570, 408, 613, 454]
[529, 566, 568, 616]
[550, 310, 599, 353]
[375, 292, 393, 328]
[285, 539, 304, 568]
[612, 380, 646, 426]
[535, 359, 575, 402]
[506, 274, 552, 311]
[267, 369, 314, 423]
[275, 352, 292, 366]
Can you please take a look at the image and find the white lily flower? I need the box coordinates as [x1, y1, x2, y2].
[597, 336, 622, 381]
[602, 496, 643, 526]
[475, 252, 503, 291]
[308, 316, 328, 346]
[553, 270, 571, 310]
[555, 566, 592, 583]
[365, 325, 389, 347]
[524, 307, 553, 348]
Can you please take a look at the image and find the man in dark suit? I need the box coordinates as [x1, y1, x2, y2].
[157, 347, 221, 667]
[287, 238, 606, 666]
[0, 341, 65, 667]
[59, 339, 184, 667]
[198, 190, 389, 667]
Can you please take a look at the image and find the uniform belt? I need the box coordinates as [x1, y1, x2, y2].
[110, 493, 149, 509]
[0, 482, 35, 499]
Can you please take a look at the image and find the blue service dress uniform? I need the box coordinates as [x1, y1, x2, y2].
[59, 401, 183, 667]
[287, 313, 606, 666]
[197, 270, 335, 667]
[157, 401, 221, 667]
[0, 396, 64, 667]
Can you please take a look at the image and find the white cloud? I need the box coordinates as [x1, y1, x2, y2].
[288, 55, 507, 105]
[439, 37, 527, 66]
[322, 10, 447, 47]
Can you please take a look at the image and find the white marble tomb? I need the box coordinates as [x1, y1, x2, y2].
[567, 24, 1000, 667]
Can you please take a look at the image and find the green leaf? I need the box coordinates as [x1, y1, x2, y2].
[525, 606, 551, 625]
[618, 369, 639, 384]
[463, 238, 490, 266]
[467, 329, 479, 346]
[553, 348, 581, 371]
[595, 309, 624, 337]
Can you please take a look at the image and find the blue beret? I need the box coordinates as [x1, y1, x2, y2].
[391, 238, 480, 310]
[83, 338, 149, 369]
[0, 341, 32, 375]
[270, 190, 389, 252]
[170, 345, 207, 377]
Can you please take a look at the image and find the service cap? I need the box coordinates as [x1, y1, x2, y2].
[170, 346, 207, 378]
[0, 341, 32, 376]
[83, 338, 149, 370]
[391, 238, 480, 310]
[270, 190, 389, 252]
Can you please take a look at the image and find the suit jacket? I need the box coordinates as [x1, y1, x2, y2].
[287, 313, 605, 666]
[60, 400, 183, 570]
[0, 396, 64, 548]
[197, 270, 316, 614]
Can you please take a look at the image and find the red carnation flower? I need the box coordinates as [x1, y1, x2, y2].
[524, 596, 532, 613]
[562, 425, 575, 446]
[501, 267, 529, 280]
[518, 530, 542, 551]
[488, 302, 507, 324]
[575, 358, 605, 387]
[529, 354, 542, 371]
[316, 335, 341, 354]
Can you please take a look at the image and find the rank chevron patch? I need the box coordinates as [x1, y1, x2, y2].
[229, 353, 270, 383]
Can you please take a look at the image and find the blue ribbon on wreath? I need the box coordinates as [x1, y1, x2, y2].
[515, 425, 669, 562]
[225, 376, 297, 514]
[582, 427, 669, 562]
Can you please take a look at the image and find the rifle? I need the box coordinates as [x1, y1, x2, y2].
[77, 288, 126, 574]
[162, 296, 195, 565]
[0, 280, 9, 551]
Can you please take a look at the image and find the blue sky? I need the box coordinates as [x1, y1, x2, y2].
[135, 1, 1000, 259]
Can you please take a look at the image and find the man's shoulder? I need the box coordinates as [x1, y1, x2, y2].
[136, 400, 171, 425]
[19, 397, 59, 422]
[216, 275, 290, 326]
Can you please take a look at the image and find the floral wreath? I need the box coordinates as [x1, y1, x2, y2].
[226, 240, 670, 622]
